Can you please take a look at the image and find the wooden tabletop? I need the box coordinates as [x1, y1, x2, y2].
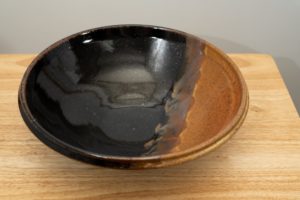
[0, 54, 299, 200]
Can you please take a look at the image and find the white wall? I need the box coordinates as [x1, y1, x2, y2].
[0, 0, 299, 113]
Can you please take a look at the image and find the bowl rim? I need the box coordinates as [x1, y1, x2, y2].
[18, 24, 249, 163]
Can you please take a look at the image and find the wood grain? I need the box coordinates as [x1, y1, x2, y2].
[0, 54, 299, 200]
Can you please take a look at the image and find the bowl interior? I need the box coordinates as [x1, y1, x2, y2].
[22, 26, 245, 162]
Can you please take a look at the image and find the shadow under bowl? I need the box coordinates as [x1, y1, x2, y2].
[18, 25, 248, 169]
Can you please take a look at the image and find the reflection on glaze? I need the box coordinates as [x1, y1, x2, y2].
[149, 39, 204, 154]
[27, 27, 204, 156]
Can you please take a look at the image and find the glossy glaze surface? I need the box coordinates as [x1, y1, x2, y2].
[19, 25, 248, 168]
[22, 26, 204, 157]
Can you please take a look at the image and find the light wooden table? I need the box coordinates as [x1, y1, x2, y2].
[0, 54, 299, 200]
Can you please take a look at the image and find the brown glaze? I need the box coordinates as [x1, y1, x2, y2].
[119, 43, 249, 169]
[167, 46, 246, 153]
[18, 25, 248, 169]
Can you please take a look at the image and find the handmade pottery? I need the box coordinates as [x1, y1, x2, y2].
[18, 25, 248, 169]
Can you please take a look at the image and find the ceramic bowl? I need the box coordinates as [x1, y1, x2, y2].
[18, 25, 248, 169]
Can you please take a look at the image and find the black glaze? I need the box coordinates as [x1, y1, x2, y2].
[19, 25, 204, 161]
